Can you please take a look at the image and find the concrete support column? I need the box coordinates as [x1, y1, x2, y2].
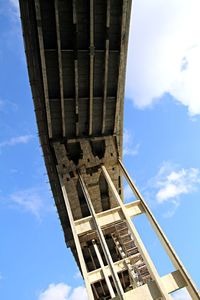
[118, 159, 200, 300]
[78, 173, 125, 300]
[101, 165, 172, 300]
[92, 240, 116, 298]
[57, 172, 94, 300]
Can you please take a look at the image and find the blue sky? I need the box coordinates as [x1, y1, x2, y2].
[0, 1, 200, 300]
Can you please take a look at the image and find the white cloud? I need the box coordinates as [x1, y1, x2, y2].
[68, 286, 88, 300]
[8, 187, 53, 219]
[155, 164, 200, 204]
[148, 161, 200, 217]
[0, 99, 7, 112]
[10, 188, 43, 218]
[38, 283, 88, 300]
[9, 0, 19, 10]
[0, 135, 34, 149]
[8, 0, 20, 17]
[0, 99, 4, 111]
[0, 0, 23, 62]
[73, 271, 82, 280]
[0, 98, 17, 112]
[172, 289, 191, 300]
[123, 129, 139, 156]
[126, 0, 200, 116]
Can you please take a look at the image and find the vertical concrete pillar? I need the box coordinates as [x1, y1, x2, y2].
[57, 172, 94, 300]
[92, 240, 116, 298]
[78, 173, 125, 300]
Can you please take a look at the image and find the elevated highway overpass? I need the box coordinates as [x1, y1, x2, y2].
[19, 1, 199, 299]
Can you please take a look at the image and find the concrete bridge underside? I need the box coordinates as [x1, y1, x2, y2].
[19, 1, 199, 299]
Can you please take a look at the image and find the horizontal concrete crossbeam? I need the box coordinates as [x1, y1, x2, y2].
[74, 200, 144, 235]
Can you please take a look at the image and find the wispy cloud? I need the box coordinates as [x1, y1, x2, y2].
[0, 98, 17, 112]
[172, 288, 191, 300]
[8, 0, 20, 18]
[0, 99, 4, 111]
[126, 0, 200, 116]
[0, 135, 34, 149]
[73, 271, 82, 280]
[155, 164, 200, 204]
[0, 0, 24, 63]
[123, 129, 140, 156]
[0, 0, 20, 20]
[149, 161, 200, 217]
[38, 283, 88, 300]
[2, 187, 53, 220]
[9, 0, 19, 10]
[10, 188, 44, 219]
